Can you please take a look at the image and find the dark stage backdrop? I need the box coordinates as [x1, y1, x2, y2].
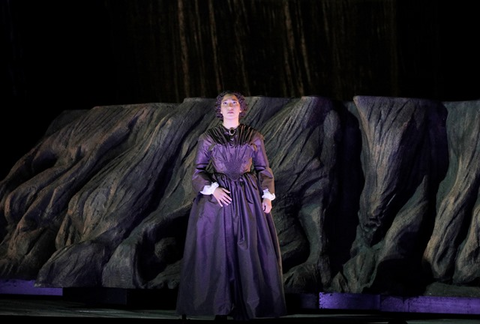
[1, 0, 479, 179]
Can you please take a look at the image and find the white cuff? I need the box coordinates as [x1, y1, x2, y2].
[200, 182, 219, 195]
[262, 189, 276, 201]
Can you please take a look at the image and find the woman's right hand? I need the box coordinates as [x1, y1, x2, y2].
[213, 187, 232, 207]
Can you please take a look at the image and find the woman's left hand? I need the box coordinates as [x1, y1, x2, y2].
[262, 198, 272, 214]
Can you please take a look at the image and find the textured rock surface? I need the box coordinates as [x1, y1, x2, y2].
[0, 96, 479, 297]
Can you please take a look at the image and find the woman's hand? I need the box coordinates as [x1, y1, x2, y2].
[262, 198, 272, 213]
[213, 187, 232, 207]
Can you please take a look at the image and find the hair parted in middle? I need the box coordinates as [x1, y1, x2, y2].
[214, 90, 248, 119]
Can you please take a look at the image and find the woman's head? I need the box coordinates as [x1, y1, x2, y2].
[215, 91, 248, 119]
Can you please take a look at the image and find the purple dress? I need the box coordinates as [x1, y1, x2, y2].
[176, 124, 287, 321]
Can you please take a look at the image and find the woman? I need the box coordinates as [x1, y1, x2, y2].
[176, 91, 287, 321]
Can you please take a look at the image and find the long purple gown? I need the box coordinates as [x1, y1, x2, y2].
[176, 124, 287, 321]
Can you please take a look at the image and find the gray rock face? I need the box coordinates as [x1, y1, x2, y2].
[0, 96, 479, 297]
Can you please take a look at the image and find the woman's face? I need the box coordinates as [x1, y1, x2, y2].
[220, 94, 242, 121]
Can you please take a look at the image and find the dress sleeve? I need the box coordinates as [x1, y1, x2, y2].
[252, 132, 275, 195]
[192, 133, 214, 193]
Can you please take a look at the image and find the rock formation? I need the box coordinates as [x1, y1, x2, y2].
[0, 96, 479, 298]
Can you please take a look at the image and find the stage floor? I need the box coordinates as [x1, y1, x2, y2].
[1, 295, 479, 323]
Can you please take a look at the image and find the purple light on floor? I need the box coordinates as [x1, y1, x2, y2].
[319, 292, 379, 310]
[381, 295, 480, 315]
[0, 280, 62, 296]
[318, 292, 480, 315]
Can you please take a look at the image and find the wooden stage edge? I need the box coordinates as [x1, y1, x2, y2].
[1, 279, 479, 316]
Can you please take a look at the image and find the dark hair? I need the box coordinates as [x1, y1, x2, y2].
[214, 90, 248, 119]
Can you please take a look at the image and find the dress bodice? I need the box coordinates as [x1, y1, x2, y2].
[207, 125, 257, 180]
[191, 124, 275, 195]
